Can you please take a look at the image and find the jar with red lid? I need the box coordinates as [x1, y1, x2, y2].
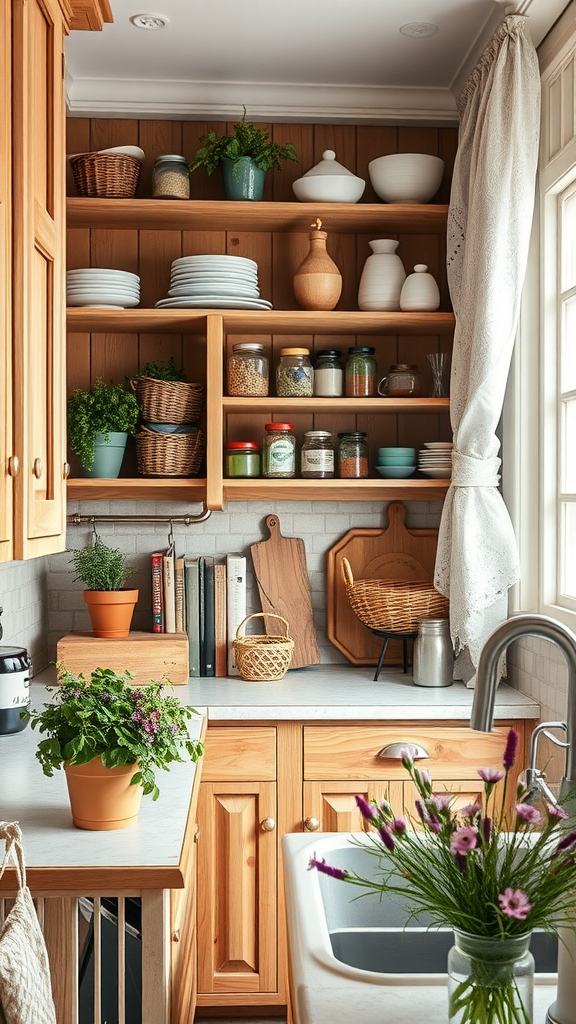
[262, 423, 296, 478]
[225, 441, 261, 478]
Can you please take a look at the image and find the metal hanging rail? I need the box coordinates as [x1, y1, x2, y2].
[67, 502, 211, 527]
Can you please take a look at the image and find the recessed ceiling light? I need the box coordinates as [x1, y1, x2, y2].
[130, 14, 168, 30]
[399, 22, 438, 38]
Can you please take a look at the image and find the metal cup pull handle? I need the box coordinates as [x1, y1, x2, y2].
[376, 742, 429, 760]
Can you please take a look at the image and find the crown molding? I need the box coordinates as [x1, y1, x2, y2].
[65, 77, 459, 125]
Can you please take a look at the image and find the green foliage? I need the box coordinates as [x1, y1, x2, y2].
[138, 355, 187, 382]
[69, 539, 132, 591]
[68, 378, 140, 472]
[22, 666, 204, 800]
[190, 107, 298, 175]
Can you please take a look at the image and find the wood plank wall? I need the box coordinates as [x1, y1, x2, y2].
[65, 119, 458, 474]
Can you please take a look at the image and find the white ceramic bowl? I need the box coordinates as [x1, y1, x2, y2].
[292, 174, 365, 204]
[368, 153, 444, 204]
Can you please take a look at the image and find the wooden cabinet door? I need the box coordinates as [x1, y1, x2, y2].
[0, 1, 12, 562]
[12, 0, 67, 559]
[197, 780, 277, 1003]
[171, 823, 198, 1024]
[303, 780, 403, 832]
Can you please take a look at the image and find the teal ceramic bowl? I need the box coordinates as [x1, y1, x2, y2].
[145, 422, 196, 434]
[377, 446, 416, 458]
[375, 465, 416, 478]
[377, 454, 417, 466]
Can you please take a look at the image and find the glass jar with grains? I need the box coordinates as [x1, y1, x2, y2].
[337, 431, 369, 478]
[276, 348, 313, 398]
[227, 343, 269, 396]
[262, 423, 296, 478]
[152, 155, 190, 200]
[345, 346, 377, 397]
[301, 430, 335, 478]
[314, 349, 343, 397]
[225, 441, 261, 478]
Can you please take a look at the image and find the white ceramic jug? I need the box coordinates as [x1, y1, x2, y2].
[399, 264, 440, 311]
[357, 239, 406, 312]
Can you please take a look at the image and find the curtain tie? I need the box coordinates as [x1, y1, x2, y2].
[451, 449, 501, 487]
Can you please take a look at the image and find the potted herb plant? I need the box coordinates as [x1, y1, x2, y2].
[189, 108, 298, 201]
[23, 666, 204, 829]
[68, 377, 140, 478]
[69, 538, 139, 638]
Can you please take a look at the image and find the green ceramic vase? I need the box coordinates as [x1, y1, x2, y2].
[82, 432, 128, 479]
[222, 157, 266, 201]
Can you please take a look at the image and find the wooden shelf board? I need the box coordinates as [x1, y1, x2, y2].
[223, 396, 450, 412]
[67, 308, 455, 335]
[66, 478, 207, 501]
[222, 478, 450, 502]
[67, 198, 449, 233]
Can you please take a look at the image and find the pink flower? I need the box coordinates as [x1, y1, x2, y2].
[515, 803, 542, 825]
[503, 729, 519, 771]
[390, 818, 407, 836]
[460, 802, 482, 818]
[547, 804, 569, 821]
[309, 856, 349, 881]
[355, 795, 379, 823]
[429, 793, 451, 812]
[450, 826, 478, 855]
[498, 888, 532, 920]
[378, 826, 395, 851]
[477, 768, 505, 784]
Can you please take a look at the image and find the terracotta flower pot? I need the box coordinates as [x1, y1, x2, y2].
[64, 757, 142, 830]
[83, 588, 139, 638]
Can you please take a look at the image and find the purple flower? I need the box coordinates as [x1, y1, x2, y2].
[547, 804, 569, 821]
[498, 888, 532, 921]
[515, 803, 542, 826]
[308, 856, 349, 881]
[428, 816, 442, 834]
[378, 826, 395, 852]
[556, 830, 576, 853]
[355, 795, 379, 823]
[429, 793, 451, 813]
[415, 799, 430, 825]
[454, 852, 467, 873]
[460, 802, 482, 819]
[503, 729, 519, 771]
[390, 818, 407, 836]
[482, 816, 492, 842]
[170, 724, 178, 734]
[477, 768, 505, 784]
[420, 768, 432, 788]
[450, 826, 478, 855]
[377, 799, 393, 821]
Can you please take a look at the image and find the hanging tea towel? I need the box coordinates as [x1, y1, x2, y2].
[0, 822, 56, 1024]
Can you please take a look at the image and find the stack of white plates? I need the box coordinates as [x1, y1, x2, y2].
[67, 268, 140, 309]
[155, 254, 272, 310]
[418, 441, 453, 479]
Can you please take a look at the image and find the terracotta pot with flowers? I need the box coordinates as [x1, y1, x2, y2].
[310, 730, 576, 1024]
[23, 665, 204, 830]
[69, 537, 138, 638]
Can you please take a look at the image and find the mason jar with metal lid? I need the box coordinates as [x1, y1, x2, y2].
[345, 346, 376, 397]
[262, 423, 296, 478]
[276, 347, 313, 397]
[301, 430, 334, 478]
[227, 342, 269, 396]
[152, 155, 190, 199]
[314, 349, 343, 397]
[337, 431, 368, 478]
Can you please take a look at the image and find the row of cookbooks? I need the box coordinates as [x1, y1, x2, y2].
[151, 547, 247, 677]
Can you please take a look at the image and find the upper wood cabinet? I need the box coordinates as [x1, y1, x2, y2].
[0, 0, 12, 562]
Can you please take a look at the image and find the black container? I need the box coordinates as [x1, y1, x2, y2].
[0, 646, 32, 734]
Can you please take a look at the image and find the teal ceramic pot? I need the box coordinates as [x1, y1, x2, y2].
[222, 157, 266, 201]
[82, 432, 128, 478]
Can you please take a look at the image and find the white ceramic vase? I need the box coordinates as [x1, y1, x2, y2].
[357, 239, 406, 312]
[399, 264, 440, 311]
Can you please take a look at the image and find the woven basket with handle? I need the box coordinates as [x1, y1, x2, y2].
[130, 377, 205, 424]
[135, 425, 205, 477]
[70, 152, 141, 198]
[233, 612, 294, 681]
[341, 557, 449, 634]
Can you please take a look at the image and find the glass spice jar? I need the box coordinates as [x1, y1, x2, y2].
[227, 342, 269, 397]
[152, 155, 190, 199]
[301, 430, 335, 478]
[345, 346, 377, 397]
[262, 423, 296, 478]
[225, 441, 261, 478]
[337, 431, 369, 478]
[314, 349, 343, 397]
[276, 347, 313, 397]
[377, 363, 422, 398]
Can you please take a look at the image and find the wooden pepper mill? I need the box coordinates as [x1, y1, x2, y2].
[293, 218, 342, 311]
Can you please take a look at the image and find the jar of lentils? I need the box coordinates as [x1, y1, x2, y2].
[262, 423, 296, 478]
[345, 346, 377, 397]
[337, 431, 369, 478]
[276, 347, 313, 398]
[314, 349, 343, 397]
[301, 430, 335, 478]
[152, 155, 190, 199]
[225, 441, 261, 478]
[227, 342, 269, 396]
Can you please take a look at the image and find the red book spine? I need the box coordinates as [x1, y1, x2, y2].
[151, 552, 164, 633]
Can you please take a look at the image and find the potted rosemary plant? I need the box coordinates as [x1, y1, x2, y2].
[189, 108, 298, 200]
[68, 377, 140, 478]
[69, 537, 138, 638]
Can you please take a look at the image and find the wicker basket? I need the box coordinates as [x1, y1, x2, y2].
[135, 425, 205, 477]
[70, 152, 141, 199]
[130, 377, 205, 424]
[341, 557, 449, 634]
[232, 613, 294, 681]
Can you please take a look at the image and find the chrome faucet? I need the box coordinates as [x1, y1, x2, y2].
[471, 612, 576, 1024]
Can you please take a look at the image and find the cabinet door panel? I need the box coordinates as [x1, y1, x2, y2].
[197, 781, 277, 996]
[303, 781, 403, 832]
[0, 0, 11, 561]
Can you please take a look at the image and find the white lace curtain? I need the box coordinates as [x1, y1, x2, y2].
[434, 14, 541, 683]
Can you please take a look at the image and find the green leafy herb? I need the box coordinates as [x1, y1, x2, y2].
[138, 355, 187, 382]
[68, 378, 140, 472]
[190, 107, 298, 175]
[69, 539, 132, 591]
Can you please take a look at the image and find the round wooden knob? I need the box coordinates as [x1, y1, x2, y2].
[261, 817, 276, 832]
[8, 456, 19, 478]
[304, 817, 320, 832]
[33, 458, 43, 479]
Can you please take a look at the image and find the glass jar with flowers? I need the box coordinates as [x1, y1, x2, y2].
[309, 729, 576, 1024]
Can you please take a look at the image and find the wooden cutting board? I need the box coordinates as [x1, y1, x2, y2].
[251, 514, 320, 669]
[326, 501, 441, 666]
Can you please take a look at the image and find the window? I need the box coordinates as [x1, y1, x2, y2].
[556, 182, 576, 610]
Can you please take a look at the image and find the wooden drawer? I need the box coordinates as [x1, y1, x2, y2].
[202, 726, 276, 781]
[303, 724, 519, 781]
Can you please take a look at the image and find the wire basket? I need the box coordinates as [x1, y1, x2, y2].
[341, 557, 449, 634]
[232, 613, 294, 681]
[135, 426, 205, 477]
[130, 377, 205, 424]
[70, 152, 141, 199]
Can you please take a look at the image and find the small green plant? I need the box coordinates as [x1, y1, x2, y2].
[22, 666, 204, 799]
[69, 539, 132, 591]
[68, 378, 140, 472]
[136, 355, 187, 382]
[190, 107, 298, 175]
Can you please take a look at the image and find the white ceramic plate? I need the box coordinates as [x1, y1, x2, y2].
[67, 295, 140, 307]
[67, 268, 140, 280]
[419, 467, 452, 478]
[169, 268, 258, 280]
[97, 145, 145, 162]
[66, 302, 128, 309]
[171, 255, 258, 269]
[66, 288, 140, 298]
[155, 296, 272, 310]
[423, 441, 453, 449]
[168, 284, 260, 298]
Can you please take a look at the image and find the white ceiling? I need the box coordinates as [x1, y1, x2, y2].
[65, 0, 570, 124]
